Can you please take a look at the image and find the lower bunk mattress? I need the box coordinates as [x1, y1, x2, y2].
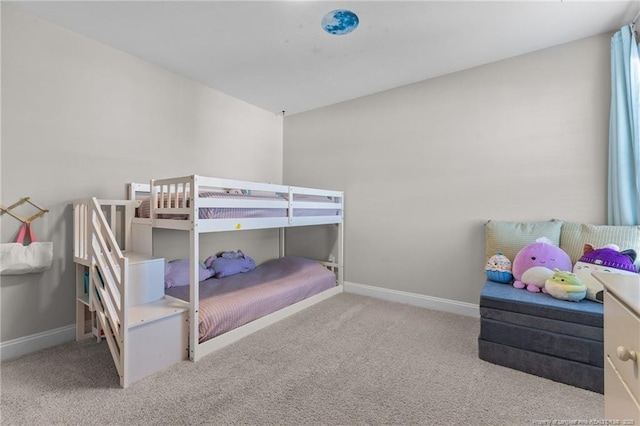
[165, 256, 336, 343]
[478, 280, 604, 393]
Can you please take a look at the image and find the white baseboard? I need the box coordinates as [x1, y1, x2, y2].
[0, 324, 76, 361]
[344, 281, 479, 318]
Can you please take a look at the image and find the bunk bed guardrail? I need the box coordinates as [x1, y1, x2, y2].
[145, 175, 344, 231]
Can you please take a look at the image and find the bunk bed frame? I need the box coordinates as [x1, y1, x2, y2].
[74, 174, 344, 386]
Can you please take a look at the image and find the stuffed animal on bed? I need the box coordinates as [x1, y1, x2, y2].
[572, 244, 638, 303]
[512, 237, 573, 293]
[204, 250, 256, 278]
[225, 188, 245, 195]
[485, 252, 513, 283]
[164, 259, 215, 288]
[544, 268, 587, 302]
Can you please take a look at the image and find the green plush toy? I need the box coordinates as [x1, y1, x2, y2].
[544, 268, 587, 302]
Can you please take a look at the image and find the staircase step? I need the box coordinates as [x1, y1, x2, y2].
[128, 297, 188, 329]
[123, 251, 162, 264]
[123, 252, 165, 306]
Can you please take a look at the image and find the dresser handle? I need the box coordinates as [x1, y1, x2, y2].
[616, 346, 638, 362]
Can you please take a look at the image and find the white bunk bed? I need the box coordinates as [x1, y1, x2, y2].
[73, 175, 344, 387]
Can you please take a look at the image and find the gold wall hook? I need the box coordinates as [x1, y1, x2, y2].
[0, 197, 49, 224]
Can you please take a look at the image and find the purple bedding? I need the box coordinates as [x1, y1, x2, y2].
[138, 192, 340, 220]
[164, 256, 336, 343]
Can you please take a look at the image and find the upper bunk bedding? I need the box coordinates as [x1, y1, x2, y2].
[164, 256, 336, 343]
[137, 191, 340, 220]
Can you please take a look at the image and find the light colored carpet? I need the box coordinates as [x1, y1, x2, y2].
[1, 293, 602, 425]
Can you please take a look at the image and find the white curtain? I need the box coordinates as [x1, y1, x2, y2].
[608, 25, 640, 225]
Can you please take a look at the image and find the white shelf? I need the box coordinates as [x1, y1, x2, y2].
[78, 294, 90, 307]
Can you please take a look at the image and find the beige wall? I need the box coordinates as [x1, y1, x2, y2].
[1, 6, 282, 342]
[0, 4, 613, 345]
[284, 34, 611, 304]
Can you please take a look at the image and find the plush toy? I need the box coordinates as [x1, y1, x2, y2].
[225, 188, 245, 195]
[164, 259, 214, 289]
[512, 237, 573, 293]
[204, 250, 256, 278]
[544, 268, 587, 302]
[485, 252, 513, 283]
[572, 244, 638, 303]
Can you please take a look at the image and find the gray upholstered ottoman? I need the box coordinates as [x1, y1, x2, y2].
[478, 280, 604, 393]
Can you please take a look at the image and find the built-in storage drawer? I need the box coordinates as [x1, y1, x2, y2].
[604, 291, 640, 404]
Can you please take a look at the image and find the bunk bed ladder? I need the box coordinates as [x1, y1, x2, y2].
[87, 197, 129, 387]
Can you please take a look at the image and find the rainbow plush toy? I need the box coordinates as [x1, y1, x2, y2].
[572, 244, 638, 303]
[512, 237, 573, 293]
[544, 268, 587, 302]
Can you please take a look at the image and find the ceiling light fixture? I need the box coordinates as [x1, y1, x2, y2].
[321, 9, 359, 35]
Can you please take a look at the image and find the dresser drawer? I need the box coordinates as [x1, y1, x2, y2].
[604, 291, 640, 402]
[605, 356, 640, 421]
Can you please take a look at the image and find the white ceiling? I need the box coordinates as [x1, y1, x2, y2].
[8, 1, 640, 115]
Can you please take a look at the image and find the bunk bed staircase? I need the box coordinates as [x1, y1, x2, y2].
[73, 198, 188, 387]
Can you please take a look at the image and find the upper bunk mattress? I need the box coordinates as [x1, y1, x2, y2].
[165, 256, 336, 342]
[137, 192, 340, 220]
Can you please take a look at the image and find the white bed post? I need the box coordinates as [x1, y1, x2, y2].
[189, 175, 200, 361]
[279, 228, 285, 258]
[337, 222, 344, 285]
[120, 257, 130, 387]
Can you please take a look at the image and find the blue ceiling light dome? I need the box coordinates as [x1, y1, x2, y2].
[321, 9, 359, 35]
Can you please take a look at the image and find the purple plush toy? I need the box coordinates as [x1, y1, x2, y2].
[512, 237, 573, 293]
[573, 244, 637, 303]
[205, 250, 256, 279]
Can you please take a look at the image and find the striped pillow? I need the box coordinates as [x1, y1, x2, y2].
[559, 222, 640, 268]
[484, 220, 563, 265]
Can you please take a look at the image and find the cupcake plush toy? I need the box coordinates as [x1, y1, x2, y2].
[485, 252, 513, 283]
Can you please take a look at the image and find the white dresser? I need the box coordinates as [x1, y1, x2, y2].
[594, 272, 640, 422]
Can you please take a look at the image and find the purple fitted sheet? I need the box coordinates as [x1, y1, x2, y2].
[137, 192, 340, 220]
[164, 256, 336, 342]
